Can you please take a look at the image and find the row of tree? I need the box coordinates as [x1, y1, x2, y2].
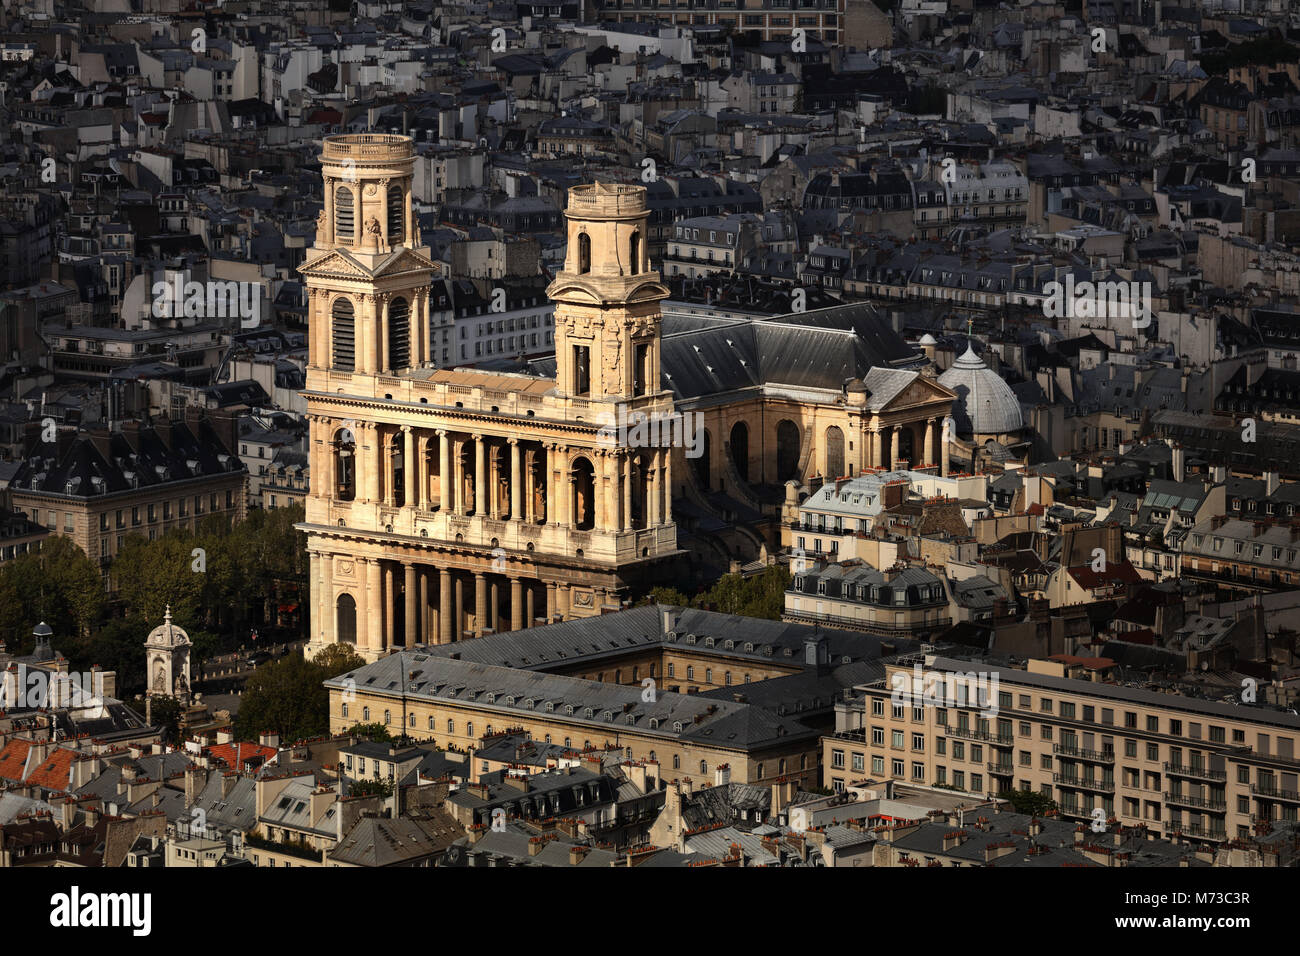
[642, 564, 791, 620]
[0, 504, 308, 695]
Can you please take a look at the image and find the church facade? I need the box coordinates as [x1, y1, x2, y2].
[299, 135, 680, 659]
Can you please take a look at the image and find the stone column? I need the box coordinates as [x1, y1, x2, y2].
[453, 574, 464, 641]
[402, 426, 414, 508]
[559, 584, 571, 620]
[404, 562, 417, 647]
[355, 558, 369, 652]
[649, 450, 661, 526]
[380, 294, 392, 374]
[383, 562, 395, 651]
[941, 418, 951, 477]
[509, 438, 521, 521]
[404, 179, 414, 246]
[546, 581, 557, 620]
[453, 438, 465, 514]
[622, 455, 633, 531]
[361, 294, 377, 374]
[602, 453, 616, 532]
[510, 578, 523, 631]
[323, 177, 335, 245]
[890, 426, 900, 471]
[366, 557, 383, 653]
[663, 448, 673, 524]
[526, 583, 535, 626]
[438, 430, 450, 511]
[474, 435, 486, 516]
[420, 566, 431, 641]
[925, 418, 936, 468]
[309, 551, 322, 643]
[489, 578, 500, 632]
[525, 449, 536, 522]
[439, 569, 452, 644]
[364, 423, 381, 503]
[546, 444, 558, 524]
[474, 572, 487, 637]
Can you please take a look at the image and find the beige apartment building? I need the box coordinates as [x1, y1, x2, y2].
[825, 654, 1300, 844]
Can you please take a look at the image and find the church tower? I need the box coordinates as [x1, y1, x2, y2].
[299, 150, 679, 662]
[301, 134, 437, 377]
[549, 183, 666, 401]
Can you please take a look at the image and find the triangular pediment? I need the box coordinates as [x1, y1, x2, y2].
[878, 374, 957, 411]
[374, 247, 441, 278]
[298, 246, 440, 281]
[298, 248, 373, 280]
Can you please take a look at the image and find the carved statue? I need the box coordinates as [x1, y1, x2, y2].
[603, 336, 621, 390]
[153, 664, 166, 693]
[316, 208, 328, 235]
[365, 215, 382, 249]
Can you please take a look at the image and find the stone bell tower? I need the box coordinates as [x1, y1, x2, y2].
[301, 133, 439, 378]
[548, 183, 667, 401]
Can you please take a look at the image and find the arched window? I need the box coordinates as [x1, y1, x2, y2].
[336, 593, 357, 643]
[629, 231, 640, 274]
[362, 706, 370, 721]
[730, 421, 749, 482]
[384, 710, 391, 726]
[389, 434, 404, 507]
[387, 297, 410, 370]
[334, 428, 356, 501]
[825, 425, 845, 478]
[331, 298, 355, 371]
[447, 719, 454, 734]
[386, 184, 403, 242]
[336, 186, 354, 241]
[577, 232, 591, 274]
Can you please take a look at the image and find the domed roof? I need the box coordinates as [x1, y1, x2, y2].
[845, 377, 868, 393]
[918, 333, 938, 346]
[938, 344, 1024, 435]
[147, 606, 192, 647]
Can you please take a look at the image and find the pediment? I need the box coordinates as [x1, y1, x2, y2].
[627, 280, 671, 302]
[298, 249, 372, 280]
[546, 282, 600, 303]
[881, 376, 956, 411]
[374, 248, 441, 278]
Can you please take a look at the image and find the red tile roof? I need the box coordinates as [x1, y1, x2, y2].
[207, 742, 276, 770]
[26, 748, 76, 793]
[0, 740, 32, 783]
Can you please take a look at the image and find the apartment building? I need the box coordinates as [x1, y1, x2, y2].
[7, 413, 247, 575]
[826, 654, 1300, 845]
[593, 0, 846, 44]
[661, 214, 762, 279]
[785, 563, 953, 637]
[1181, 515, 1300, 593]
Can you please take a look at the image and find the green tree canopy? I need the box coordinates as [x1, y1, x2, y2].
[233, 653, 331, 744]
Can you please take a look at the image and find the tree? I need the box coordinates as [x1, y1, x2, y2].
[349, 778, 393, 798]
[149, 695, 184, 746]
[998, 789, 1057, 817]
[113, 532, 204, 627]
[233, 654, 331, 743]
[0, 537, 104, 647]
[345, 722, 392, 743]
[313, 644, 366, 677]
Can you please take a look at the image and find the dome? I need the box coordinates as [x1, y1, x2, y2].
[147, 606, 192, 647]
[938, 344, 1024, 436]
[918, 333, 938, 346]
[845, 377, 868, 393]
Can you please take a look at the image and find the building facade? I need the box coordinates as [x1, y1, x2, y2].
[300, 135, 679, 659]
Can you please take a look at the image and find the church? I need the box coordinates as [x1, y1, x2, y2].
[299, 134, 958, 659]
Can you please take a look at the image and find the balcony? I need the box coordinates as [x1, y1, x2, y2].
[1250, 783, 1300, 803]
[1164, 762, 1227, 782]
[1169, 823, 1228, 842]
[1054, 773, 1115, 794]
[1053, 744, 1115, 763]
[1163, 792, 1227, 812]
[941, 724, 1013, 745]
[988, 762, 1015, 775]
